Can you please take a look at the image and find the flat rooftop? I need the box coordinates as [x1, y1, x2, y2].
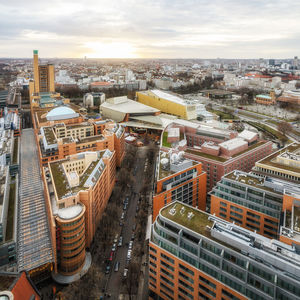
[49, 150, 108, 199]
[158, 151, 198, 180]
[256, 143, 300, 174]
[225, 170, 281, 194]
[161, 202, 213, 237]
[159, 202, 300, 279]
[18, 129, 53, 271]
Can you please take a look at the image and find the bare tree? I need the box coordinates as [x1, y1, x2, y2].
[277, 121, 292, 136]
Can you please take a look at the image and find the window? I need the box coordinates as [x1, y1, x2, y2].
[198, 283, 216, 297]
[179, 271, 194, 284]
[161, 253, 174, 264]
[179, 264, 194, 276]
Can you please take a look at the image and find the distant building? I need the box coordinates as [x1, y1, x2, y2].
[83, 92, 105, 108]
[255, 91, 276, 105]
[152, 150, 206, 220]
[269, 59, 276, 66]
[150, 201, 300, 300]
[201, 89, 234, 100]
[277, 90, 300, 105]
[137, 90, 197, 120]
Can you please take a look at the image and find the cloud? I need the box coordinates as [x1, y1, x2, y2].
[0, 0, 300, 58]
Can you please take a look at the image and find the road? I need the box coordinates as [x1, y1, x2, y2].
[104, 147, 147, 299]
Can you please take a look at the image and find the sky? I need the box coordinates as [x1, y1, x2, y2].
[0, 0, 300, 59]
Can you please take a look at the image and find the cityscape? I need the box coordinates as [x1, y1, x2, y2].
[1, 1, 300, 300]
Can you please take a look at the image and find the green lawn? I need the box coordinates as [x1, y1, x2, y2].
[12, 138, 18, 164]
[186, 149, 227, 162]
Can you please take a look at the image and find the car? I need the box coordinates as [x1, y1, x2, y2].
[119, 221, 124, 226]
[121, 212, 125, 220]
[132, 224, 136, 231]
[128, 241, 133, 250]
[118, 236, 123, 247]
[112, 243, 117, 252]
[123, 268, 128, 278]
[131, 233, 135, 240]
[113, 234, 118, 243]
[105, 264, 111, 274]
[136, 205, 139, 212]
[109, 251, 114, 261]
[124, 196, 129, 205]
[114, 261, 120, 272]
[123, 203, 128, 210]
[127, 250, 132, 260]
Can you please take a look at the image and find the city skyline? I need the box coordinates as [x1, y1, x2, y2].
[1, 0, 300, 59]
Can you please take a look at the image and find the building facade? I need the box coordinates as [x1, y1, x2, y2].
[210, 170, 282, 239]
[153, 150, 206, 221]
[137, 90, 197, 120]
[44, 150, 116, 277]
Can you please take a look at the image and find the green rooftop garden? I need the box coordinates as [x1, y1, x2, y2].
[12, 138, 18, 164]
[5, 182, 16, 241]
[161, 203, 213, 237]
[186, 148, 227, 162]
[232, 141, 265, 157]
[44, 127, 57, 145]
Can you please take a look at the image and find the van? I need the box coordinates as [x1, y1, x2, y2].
[121, 212, 125, 220]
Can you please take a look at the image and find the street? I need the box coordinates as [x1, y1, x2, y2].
[104, 147, 148, 299]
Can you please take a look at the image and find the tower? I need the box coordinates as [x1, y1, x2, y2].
[33, 50, 40, 93]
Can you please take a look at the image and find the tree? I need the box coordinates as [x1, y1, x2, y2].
[277, 121, 292, 136]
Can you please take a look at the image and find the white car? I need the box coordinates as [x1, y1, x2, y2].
[128, 241, 133, 250]
[127, 250, 132, 260]
[123, 268, 128, 278]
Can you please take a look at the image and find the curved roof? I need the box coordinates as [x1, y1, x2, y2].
[46, 106, 79, 121]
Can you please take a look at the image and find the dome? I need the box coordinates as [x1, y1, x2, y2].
[46, 106, 79, 121]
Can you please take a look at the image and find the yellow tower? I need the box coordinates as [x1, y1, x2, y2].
[33, 50, 40, 93]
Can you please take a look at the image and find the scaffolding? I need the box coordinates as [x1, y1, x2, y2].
[17, 129, 53, 271]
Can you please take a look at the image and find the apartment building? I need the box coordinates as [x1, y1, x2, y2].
[210, 170, 283, 239]
[252, 143, 300, 184]
[44, 150, 116, 279]
[153, 150, 206, 221]
[150, 201, 300, 300]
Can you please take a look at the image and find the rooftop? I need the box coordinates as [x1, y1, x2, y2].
[256, 143, 300, 174]
[158, 150, 198, 180]
[256, 94, 272, 100]
[49, 150, 108, 199]
[225, 170, 281, 194]
[46, 106, 79, 121]
[219, 137, 248, 151]
[18, 129, 53, 271]
[161, 202, 213, 237]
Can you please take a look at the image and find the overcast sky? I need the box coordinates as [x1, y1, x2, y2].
[1, 0, 300, 58]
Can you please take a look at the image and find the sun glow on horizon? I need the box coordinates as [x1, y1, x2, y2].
[84, 41, 138, 58]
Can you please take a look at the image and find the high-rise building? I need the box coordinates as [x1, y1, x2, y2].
[153, 149, 206, 221]
[31, 50, 55, 94]
[150, 201, 300, 300]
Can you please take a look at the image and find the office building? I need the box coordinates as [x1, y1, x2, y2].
[210, 170, 283, 239]
[255, 91, 276, 105]
[182, 129, 272, 192]
[37, 111, 125, 167]
[29, 50, 69, 108]
[44, 149, 115, 280]
[136, 90, 197, 120]
[252, 143, 300, 184]
[83, 92, 105, 108]
[150, 201, 300, 300]
[153, 150, 206, 220]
